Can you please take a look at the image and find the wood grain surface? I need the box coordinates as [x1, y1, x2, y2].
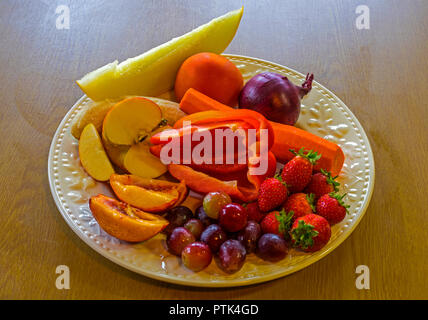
[0, 0, 427, 299]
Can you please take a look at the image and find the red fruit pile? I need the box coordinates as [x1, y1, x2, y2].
[164, 149, 350, 274]
[256, 148, 349, 253]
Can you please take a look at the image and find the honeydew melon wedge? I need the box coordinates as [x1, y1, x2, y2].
[77, 7, 244, 101]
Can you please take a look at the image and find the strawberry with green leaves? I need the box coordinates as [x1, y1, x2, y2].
[304, 169, 340, 200]
[316, 192, 350, 225]
[260, 209, 294, 238]
[290, 214, 331, 252]
[283, 193, 315, 220]
[281, 148, 321, 193]
[257, 175, 288, 212]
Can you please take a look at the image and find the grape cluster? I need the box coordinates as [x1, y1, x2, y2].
[164, 191, 288, 273]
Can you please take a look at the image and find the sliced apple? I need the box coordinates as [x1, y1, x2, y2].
[154, 98, 186, 126]
[109, 174, 187, 213]
[71, 100, 114, 140]
[103, 97, 162, 145]
[101, 128, 129, 170]
[102, 127, 170, 176]
[123, 142, 167, 178]
[89, 194, 169, 242]
[76, 7, 244, 101]
[79, 123, 115, 181]
[101, 97, 167, 178]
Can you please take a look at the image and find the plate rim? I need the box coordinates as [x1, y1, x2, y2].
[48, 54, 375, 288]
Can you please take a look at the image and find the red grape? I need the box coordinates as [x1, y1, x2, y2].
[181, 242, 212, 272]
[166, 227, 195, 256]
[219, 203, 247, 232]
[196, 205, 215, 226]
[237, 221, 261, 253]
[184, 219, 205, 239]
[203, 191, 232, 219]
[218, 240, 246, 273]
[163, 206, 193, 235]
[200, 224, 227, 253]
[257, 233, 288, 262]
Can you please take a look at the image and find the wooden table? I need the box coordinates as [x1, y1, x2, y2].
[1, 0, 427, 300]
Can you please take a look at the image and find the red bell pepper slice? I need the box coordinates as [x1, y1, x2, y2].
[150, 109, 276, 202]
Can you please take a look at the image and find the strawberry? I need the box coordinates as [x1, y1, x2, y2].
[257, 176, 288, 212]
[260, 209, 294, 238]
[304, 169, 340, 200]
[281, 148, 321, 193]
[290, 214, 331, 252]
[316, 192, 350, 225]
[244, 202, 265, 223]
[282, 193, 315, 220]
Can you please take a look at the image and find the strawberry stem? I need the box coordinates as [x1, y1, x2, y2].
[274, 173, 288, 188]
[291, 220, 319, 250]
[306, 193, 316, 212]
[275, 209, 294, 239]
[289, 148, 321, 165]
[329, 192, 350, 214]
[320, 168, 340, 192]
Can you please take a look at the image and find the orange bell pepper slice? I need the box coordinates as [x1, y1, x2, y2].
[167, 150, 276, 202]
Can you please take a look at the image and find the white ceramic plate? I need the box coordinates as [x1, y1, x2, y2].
[48, 54, 375, 287]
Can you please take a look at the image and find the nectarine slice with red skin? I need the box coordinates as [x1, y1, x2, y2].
[89, 194, 169, 242]
[173, 180, 189, 208]
[109, 174, 188, 213]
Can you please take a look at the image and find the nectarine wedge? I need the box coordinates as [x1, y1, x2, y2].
[79, 123, 115, 181]
[109, 174, 188, 213]
[89, 194, 168, 242]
